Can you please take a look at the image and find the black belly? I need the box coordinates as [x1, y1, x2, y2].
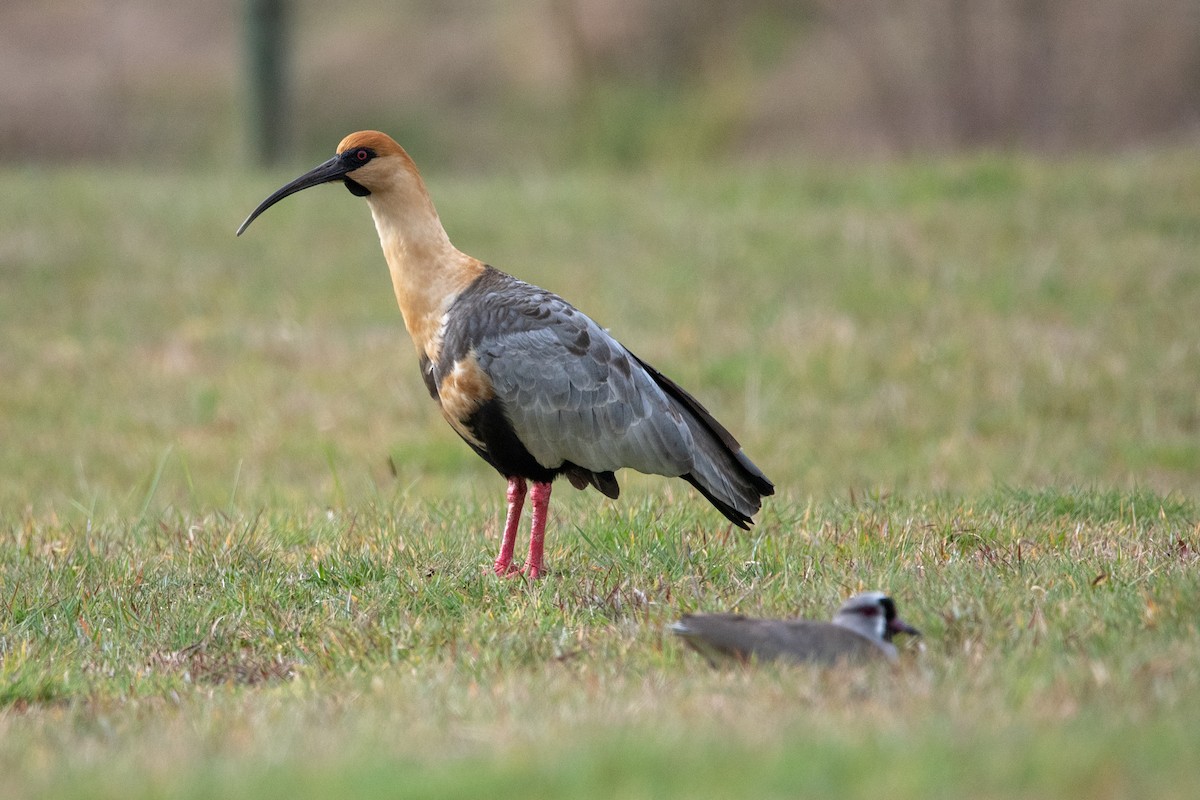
[462, 397, 562, 483]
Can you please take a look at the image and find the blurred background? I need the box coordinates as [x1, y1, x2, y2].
[6, 0, 1200, 169]
[4, 0, 1199, 511]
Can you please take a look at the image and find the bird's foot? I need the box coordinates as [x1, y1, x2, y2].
[488, 560, 544, 580]
[492, 559, 521, 578]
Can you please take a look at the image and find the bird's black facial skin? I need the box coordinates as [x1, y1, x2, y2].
[341, 147, 374, 196]
[344, 146, 375, 166]
[344, 178, 371, 196]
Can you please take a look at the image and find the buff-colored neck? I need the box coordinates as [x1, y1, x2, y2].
[365, 160, 484, 362]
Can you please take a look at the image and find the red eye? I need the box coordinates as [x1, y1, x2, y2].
[356, 149, 369, 161]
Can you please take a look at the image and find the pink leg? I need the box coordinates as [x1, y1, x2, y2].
[522, 481, 553, 579]
[493, 476, 527, 576]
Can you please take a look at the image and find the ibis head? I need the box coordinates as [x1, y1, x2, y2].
[236, 131, 415, 236]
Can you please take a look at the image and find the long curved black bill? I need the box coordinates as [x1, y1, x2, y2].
[236, 155, 350, 236]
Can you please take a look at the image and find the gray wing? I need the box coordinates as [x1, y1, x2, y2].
[673, 615, 896, 666]
[479, 312, 696, 476]
[451, 272, 696, 476]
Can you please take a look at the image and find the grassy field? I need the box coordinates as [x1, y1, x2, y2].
[1, 150, 1198, 798]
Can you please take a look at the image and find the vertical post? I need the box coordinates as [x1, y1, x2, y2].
[245, 0, 290, 166]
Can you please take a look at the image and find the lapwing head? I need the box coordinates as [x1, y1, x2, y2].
[833, 591, 920, 643]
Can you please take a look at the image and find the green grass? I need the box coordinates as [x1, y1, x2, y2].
[1, 151, 1199, 798]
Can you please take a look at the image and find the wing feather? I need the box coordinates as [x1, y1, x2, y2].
[433, 267, 771, 524]
[464, 289, 694, 477]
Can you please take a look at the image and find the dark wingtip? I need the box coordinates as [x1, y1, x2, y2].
[680, 474, 755, 529]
